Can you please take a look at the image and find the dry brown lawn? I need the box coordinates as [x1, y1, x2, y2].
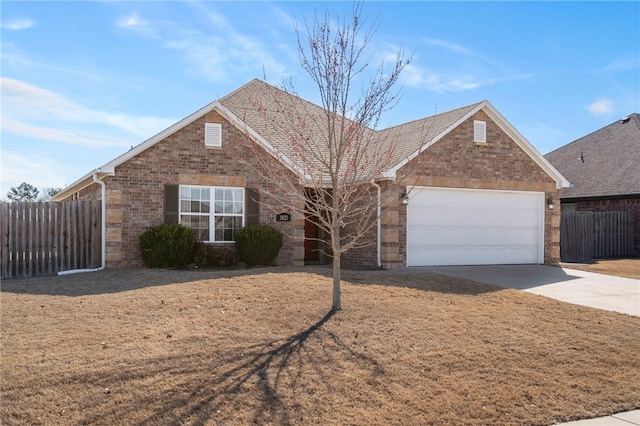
[562, 258, 640, 280]
[1, 267, 639, 426]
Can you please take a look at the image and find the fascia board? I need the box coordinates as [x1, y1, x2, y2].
[101, 100, 222, 173]
[214, 104, 311, 180]
[382, 101, 570, 189]
[481, 102, 570, 189]
[381, 103, 486, 179]
[51, 170, 113, 201]
[53, 100, 222, 201]
[53, 100, 313, 201]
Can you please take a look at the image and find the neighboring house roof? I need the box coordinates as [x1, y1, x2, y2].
[53, 79, 568, 201]
[544, 113, 640, 200]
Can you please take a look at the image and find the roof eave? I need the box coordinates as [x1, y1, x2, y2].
[55, 98, 312, 201]
[480, 102, 570, 189]
[53, 100, 223, 200]
[383, 102, 486, 179]
[51, 169, 114, 201]
[383, 100, 570, 189]
[214, 103, 309, 179]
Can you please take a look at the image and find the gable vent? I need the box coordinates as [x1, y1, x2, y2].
[205, 123, 222, 147]
[474, 120, 487, 143]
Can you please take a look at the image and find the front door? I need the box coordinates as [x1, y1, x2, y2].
[304, 212, 319, 262]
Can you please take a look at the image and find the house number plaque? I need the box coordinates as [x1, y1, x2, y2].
[276, 212, 291, 222]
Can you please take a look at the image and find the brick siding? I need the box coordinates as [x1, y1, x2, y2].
[343, 112, 561, 268]
[60, 109, 562, 269]
[61, 110, 304, 268]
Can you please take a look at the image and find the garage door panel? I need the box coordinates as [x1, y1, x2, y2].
[410, 246, 538, 266]
[411, 207, 539, 227]
[407, 187, 544, 266]
[411, 226, 538, 246]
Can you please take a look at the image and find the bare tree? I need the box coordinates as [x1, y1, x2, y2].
[39, 187, 62, 202]
[238, 2, 411, 311]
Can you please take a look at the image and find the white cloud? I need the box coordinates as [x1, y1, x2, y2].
[1, 18, 34, 31]
[593, 57, 640, 74]
[397, 38, 532, 93]
[115, 6, 287, 82]
[403, 63, 481, 92]
[0, 152, 69, 200]
[1, 119, 130, 148]
[422, 38, 475, 56]
[1, 77, 175, 146]
[115, 13, 158, 39]
[587, 98, 615, 116]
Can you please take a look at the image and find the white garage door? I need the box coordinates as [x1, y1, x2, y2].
[407, 187, 544, 266]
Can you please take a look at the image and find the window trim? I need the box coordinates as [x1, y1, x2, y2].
[179, 185, 244, 243]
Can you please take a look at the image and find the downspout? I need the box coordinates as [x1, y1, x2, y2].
[58, 171, 106, 275]
[371, 180, 382, 269]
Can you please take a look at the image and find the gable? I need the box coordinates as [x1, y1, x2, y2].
[53, 79, 568, 201]
[384, 101, 569, 189]
[401, 112, 556, 184]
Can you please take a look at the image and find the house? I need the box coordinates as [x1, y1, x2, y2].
[52, 79, 568, 269]
[544, 114, 640, 257]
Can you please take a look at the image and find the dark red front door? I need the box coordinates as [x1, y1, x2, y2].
[304, 212, 319, 261]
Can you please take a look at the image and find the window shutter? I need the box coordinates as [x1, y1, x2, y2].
[245, 188, 260, 226]
[164, 184, 179, 224]
[205, 123, 222, 147]
[474, 120, 486, 143]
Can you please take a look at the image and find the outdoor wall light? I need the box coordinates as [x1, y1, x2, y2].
[401, 192, 409, 206]
[547, 197, 555, 210]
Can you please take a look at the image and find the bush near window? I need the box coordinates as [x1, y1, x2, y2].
[234, 225, 283, 266]
[193, 243, 240, 268]
[139, 224, 195, 268]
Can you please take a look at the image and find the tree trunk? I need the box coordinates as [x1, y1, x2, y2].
[332, 251, 342, 311]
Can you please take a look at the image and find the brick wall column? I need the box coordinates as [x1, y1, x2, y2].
[293, 196, 306, 266]
[105, 189, 123, 264]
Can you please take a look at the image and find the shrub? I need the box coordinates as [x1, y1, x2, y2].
[234, 225, 283, 266]
[139, 224, 195, 268]
[193, 243, 240, 268]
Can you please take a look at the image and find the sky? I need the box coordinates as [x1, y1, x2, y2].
[1, 1, 639, 199]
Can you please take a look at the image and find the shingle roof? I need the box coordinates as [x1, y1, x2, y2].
[219, 79, 482, 179]
[544, 113, 640, 199]
[53, 79, 568, 201]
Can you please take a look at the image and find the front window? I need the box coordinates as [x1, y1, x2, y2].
[180, 185, 244, 242]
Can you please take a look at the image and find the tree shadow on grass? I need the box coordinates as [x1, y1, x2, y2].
[340, 268, 504, 296]
[0, 266, 294, 297]
[31, 310, 384, 425]
[0, 264, 501, 298]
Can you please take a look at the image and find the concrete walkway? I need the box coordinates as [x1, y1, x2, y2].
[559, 409, 639, 425]
[417, 264, 640, 425]
[423, 264, 640, 316]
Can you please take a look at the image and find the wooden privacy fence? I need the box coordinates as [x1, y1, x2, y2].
[0, 201, 102, 279]
[560, 210, 633, 263]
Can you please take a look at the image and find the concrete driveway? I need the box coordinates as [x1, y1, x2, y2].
[400, 264, 640, 425]
[416, 264, 640, 317]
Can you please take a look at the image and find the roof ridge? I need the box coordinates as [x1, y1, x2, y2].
[546, 112, 640, 156]
[381, 101, 484, 133]
[628, 112, 640, 134]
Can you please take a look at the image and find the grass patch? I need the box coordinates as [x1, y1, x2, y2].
[1, 267, 639, 425]
[562, 258, 640, 280]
